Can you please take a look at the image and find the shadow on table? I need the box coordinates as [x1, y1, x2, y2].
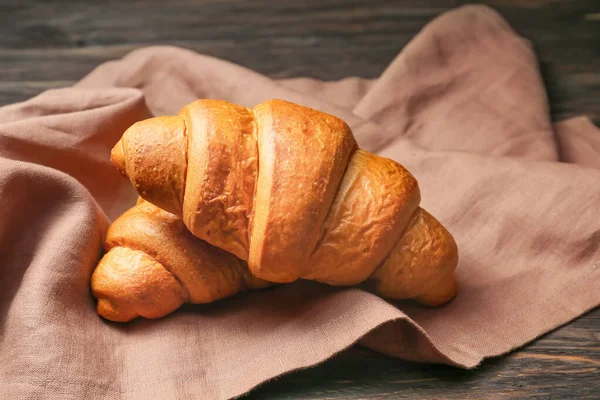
[245, 346, 509, 399]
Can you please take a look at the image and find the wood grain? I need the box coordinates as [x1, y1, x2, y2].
[248, 308, 600, 399]
[1, 0, 598, 398]
[0, 0, 599, 123]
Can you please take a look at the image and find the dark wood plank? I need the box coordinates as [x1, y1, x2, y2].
[0, 1, 598, 398]
[0, 0, 599, 122]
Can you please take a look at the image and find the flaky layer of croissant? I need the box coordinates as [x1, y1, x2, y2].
[109, 99, 459, 307]
[91, 199, 270, 322]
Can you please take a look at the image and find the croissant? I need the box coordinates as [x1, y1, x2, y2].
[91, 199, 270, 322]
[110, 99, 458, 306]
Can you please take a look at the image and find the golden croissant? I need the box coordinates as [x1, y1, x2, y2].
[91, 199, 270, 322]
[107, 99, 459, 311]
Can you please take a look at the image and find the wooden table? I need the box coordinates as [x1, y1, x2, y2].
[2, 1, 598, 398]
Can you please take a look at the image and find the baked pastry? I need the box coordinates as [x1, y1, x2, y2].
[91, 199, 270, 322]
[109, 99, 458, 307]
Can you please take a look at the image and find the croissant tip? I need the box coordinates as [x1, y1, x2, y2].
[96, 298, 138, 322]
[110, 139, 127, 176]
[414, 271, 458, 307]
